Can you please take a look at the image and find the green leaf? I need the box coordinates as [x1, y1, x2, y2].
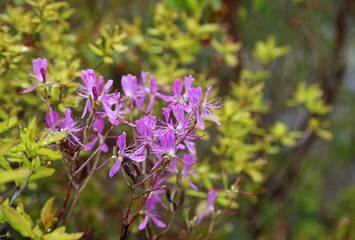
[37, 148, 62, 160]
[41, 197, 57, 231]
[38, 131, 67, 147]
[316, 129, 333, 140]
[183, 207, 190, 224]
[0, 205, 32, 237]
[103, 56, 113, 64]
[24, 0, 39, 7]
[30, 167, 55, 181]
[0, 116, 17, 134]
[0, 169, 32, 185]
[216, 197, 239, 209]
[0, 155, 10, 170]
[245, 168, 264, 182]
[112, 44, 128, 53]
[222, 171, 228, 189]
[26, 117, 37, 141]
[44, 226, 83, 240]
[185, 190, 207, 198]
[0, 137, 17, 161]
[88, 43, 104, 56]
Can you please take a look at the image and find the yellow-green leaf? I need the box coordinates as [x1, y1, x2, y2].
[216, 197, 239, 209]
[0, 169, 32, 185]
[30, 167, 55, 181]
[44, 226, 83, 240]
[0, 205, 32, 237]
[88, 43, 104, 56]
[185, 190, 207, 198]
[41, 197, 56, 231]
[37, 148, 62, 160]
[0, 116, 17, 134]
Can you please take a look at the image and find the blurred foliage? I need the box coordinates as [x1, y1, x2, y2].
[0, 0, 354, 239]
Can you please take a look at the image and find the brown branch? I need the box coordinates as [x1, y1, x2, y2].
[52, 179, 72, 229]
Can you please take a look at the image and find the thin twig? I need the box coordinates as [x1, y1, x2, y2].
[9, 172, 32, 206]
[74, 146, 100, 175]
[131, 186, 166, 200]
[53, 179, 73, 229]
[64, 186, 79, 226]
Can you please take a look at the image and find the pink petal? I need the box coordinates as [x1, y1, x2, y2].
[20, 82, 39, 94]
[109, 157, 122, 178]
[196, 109, 205, 130]
[151, 216, 166, 228]
[83, 138, 98, 151]
[138, 216, 149, 230]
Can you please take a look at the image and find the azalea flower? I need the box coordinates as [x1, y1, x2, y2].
[45, 111, 59, 129]
[109, 132, 145, 178]
[196, 190, 217, 225]
[20, 58, 48, 93]
[78, 69, 113, 118]
[198, 85, 222, 130]
[138, 197, 166, 230]
[121, 73, 147, 113]
[84, 119, 108, 153]
[151, 130, 176, 170]
[60, 108, 84, 146]
[181, 154, 198, 191]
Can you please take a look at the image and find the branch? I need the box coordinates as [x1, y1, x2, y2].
[9, 172, 32, 206]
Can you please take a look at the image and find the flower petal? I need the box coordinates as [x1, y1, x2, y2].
[109, 156, 122, 178]
[20, 82, 39, 94]
[45, 111, 59, 129]
[138, 216, 149, 230]
[151, 216, 166, 228]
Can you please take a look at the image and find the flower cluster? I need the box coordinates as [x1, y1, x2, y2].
[22, 58, 223, 232]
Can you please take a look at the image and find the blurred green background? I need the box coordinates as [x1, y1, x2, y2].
[1, 0, 355, 239]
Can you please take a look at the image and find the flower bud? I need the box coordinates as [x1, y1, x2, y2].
[40, 68, 46, 83]
[123, 163, 132, 176]
[92, 86, 98, 101]
[132, 162, 141, 176]
[177, 190, 185, 208]
[130, 172, 137, 184]
[166, 188, 172, 203]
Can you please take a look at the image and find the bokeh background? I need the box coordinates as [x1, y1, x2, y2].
[1, 0, 355, 239]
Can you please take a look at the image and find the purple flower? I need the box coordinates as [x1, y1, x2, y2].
[172, 104, 189, 132]
[121, 74, 138, 98]
[151, 130, 176, 170]
[150, 175, 169, 209]
[173, 78, 183, 97]
[60, 108, 84, 146]
[109, 132, 126, 178]
[187, 87, 202, 107]
[183, 75, 194, 98]
[121, 73, 147, 113]
[21, 58, 48, 93]
[45, 111, 59, 129]
[198, 86, 222, 130]
[138, 197, 166, 230]
[131, 115, 158, 158]
[196, 190, 217, 225]
[109, 132, 145, 178]
[135, 115, 157, 140]
[165, 78, 185, 106]
[181, 134, 197, 155]
[100, 92, 131, 126]
[168, 155, 198, 190]
[84, 119, 109, 153]
[146, 75, 169, 113]
[78, 69, 113, 118]
[181, 154, 198, 191]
